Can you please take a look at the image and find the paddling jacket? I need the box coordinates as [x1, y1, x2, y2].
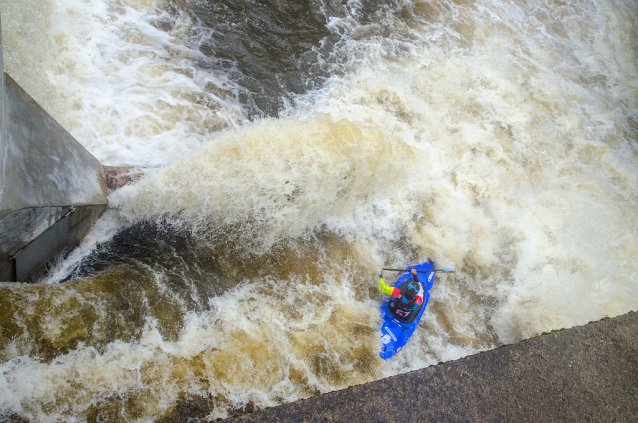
[379, 274, 424, 323]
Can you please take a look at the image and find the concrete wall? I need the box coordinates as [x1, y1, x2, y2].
[0, 204, 107, 281]
[0, 14, 6, 208]
[0, 12, 109, 281]
[0, 74, 108, 218]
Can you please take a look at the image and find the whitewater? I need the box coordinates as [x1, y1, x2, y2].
[1, 0, 637, 420]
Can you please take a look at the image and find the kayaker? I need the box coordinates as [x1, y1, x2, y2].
[379, 268, 424, 322]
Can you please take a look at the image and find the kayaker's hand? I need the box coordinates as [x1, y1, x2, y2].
[411, 269, 417, 276]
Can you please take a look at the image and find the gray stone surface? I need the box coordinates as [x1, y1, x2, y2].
[0, 73, 108, 220]
[0, 73, 110, 281]
[1, 14, 5, 166]
[104, 165, 146, 192]
[234, 311, 638, 422]
[0, 20, 109, 281]
[0, 207, 68, 257]
[0, 204, 107, 281]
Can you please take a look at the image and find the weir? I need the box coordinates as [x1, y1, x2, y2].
[0, 15, 109, 282]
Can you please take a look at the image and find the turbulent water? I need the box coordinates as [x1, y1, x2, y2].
[1, 0, 638, 420]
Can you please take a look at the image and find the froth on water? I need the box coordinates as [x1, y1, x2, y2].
[1, 0, 249, 166]
[0, 225, 391, 420]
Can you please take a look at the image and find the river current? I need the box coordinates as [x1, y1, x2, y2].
[1, 0, 637, 420]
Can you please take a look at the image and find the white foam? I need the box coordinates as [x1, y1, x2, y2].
[1, 0, 248, 166]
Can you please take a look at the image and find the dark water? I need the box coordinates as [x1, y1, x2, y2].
[53, 0, 409, 308]
[162, 0, 396, 117]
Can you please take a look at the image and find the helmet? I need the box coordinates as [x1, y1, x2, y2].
[404, 282, 418, 299]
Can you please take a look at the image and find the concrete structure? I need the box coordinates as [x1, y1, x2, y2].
[232, 311, 638, 422]
[0, 74, 108, 217]
[0, 14, 109, 282]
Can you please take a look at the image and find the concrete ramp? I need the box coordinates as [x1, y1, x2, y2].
[234, 311, 638, 422]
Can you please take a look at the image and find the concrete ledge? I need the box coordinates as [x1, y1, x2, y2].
[0, 204, 107, 281]
[234, 311, 638, 422]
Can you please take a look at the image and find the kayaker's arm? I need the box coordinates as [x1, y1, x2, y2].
[378, 275, 394, 296]
[411, 268, 420, 283]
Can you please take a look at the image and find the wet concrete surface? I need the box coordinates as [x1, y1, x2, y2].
[233, 311, 638, 422]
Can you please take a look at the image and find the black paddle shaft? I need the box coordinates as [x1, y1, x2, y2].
[382, 268, 454, 274]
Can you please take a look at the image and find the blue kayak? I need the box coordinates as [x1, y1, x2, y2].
[379, 261, 435, 359]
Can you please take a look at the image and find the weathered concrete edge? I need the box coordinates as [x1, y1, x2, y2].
[103, 166, 147, 192]
[234, 311, 638, 422]
[0, 204, 107, 281]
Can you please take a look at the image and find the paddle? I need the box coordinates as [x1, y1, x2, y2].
[381, 268, 455, 274]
